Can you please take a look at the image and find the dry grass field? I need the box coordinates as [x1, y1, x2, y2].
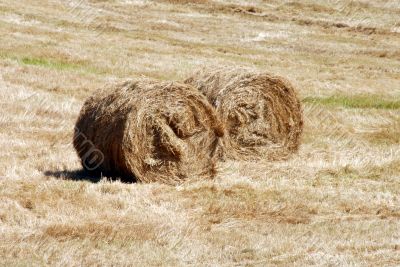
[1, 0, 400, 266]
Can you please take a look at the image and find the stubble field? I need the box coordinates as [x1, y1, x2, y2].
[0, 0, 399, 266]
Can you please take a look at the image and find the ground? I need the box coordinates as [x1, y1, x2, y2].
[0, 0, 399, 266]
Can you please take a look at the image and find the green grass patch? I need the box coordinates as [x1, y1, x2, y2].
[0, 53, 103, 75]
[303, 95, 400, 109]
[19, 57, 83, 71]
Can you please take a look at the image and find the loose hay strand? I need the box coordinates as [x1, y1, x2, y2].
[73, 79, 224, 184]
[185, 67, 303, 160]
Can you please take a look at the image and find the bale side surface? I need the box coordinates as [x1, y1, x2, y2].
[73, 79, 224, 184]
[185, 67, 303, 160]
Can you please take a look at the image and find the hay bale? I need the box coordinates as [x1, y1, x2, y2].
[185, 67, 303, 160]
[73, 79, 224, 184]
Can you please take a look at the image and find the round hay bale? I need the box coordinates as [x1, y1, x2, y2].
[184, 67, 303, 160]
[73, 79, 224, 184]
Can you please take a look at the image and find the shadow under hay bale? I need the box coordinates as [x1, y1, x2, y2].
[73, 79, 224, 184]
[185, 67, 303, 161]
[44, 170, 103, 183]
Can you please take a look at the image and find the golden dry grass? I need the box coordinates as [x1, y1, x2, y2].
[0, 0, 399, 266]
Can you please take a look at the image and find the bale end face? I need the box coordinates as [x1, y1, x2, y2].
[185, 68, 304, 161]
